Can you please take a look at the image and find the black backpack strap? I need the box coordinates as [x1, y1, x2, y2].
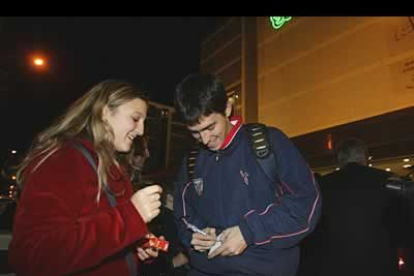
[72, 143, 137, 276]
[187, 143, 200, 181]
[245, 123, 280, 191]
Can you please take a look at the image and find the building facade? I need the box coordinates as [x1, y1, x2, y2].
[200, 17, 414, 175]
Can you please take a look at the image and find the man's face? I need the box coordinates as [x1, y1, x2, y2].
[187, 104, 233, 151]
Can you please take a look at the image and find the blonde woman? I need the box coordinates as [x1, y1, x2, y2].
[9, 80, 163, 276]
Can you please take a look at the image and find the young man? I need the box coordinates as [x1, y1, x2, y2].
[173, 73, 321, 276]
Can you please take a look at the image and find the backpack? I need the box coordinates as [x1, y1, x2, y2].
[187, 123, 281, 194]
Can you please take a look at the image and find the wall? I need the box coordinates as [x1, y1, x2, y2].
[257, 16, 414, 137]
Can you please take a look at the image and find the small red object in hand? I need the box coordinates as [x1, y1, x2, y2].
[142, 237, 169, 252]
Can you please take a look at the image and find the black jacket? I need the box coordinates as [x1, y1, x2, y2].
[315, 163, 399, 276]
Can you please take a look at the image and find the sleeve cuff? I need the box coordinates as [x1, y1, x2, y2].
[239, 217, 255, 245]
[116, 200, 149, 240]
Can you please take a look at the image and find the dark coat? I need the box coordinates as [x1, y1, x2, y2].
[317, 163, 399, 276]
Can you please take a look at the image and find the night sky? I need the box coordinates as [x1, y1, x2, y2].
[0, 16, 218, 155]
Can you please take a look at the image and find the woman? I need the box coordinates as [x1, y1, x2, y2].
[8, 80, 163, 276]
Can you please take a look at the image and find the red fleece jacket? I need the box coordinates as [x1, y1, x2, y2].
[9, 139, 148, 276]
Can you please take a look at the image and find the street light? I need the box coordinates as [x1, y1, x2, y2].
[33, 58, 44, 66]
[0, 51, 50, 96]
[31, 55, 47, 70]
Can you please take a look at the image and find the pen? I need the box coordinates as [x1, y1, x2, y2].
[187, 222, 208, 236]
[183, 218, 208, 235]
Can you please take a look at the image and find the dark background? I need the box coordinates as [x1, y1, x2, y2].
[0, 16, 218, 155]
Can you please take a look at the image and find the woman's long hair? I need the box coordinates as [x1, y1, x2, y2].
[17, 79, 148, 201]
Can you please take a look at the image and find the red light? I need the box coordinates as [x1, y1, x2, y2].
[327, 134, 333, 150]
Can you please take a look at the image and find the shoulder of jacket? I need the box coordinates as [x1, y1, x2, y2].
[36, 143, 93, 174]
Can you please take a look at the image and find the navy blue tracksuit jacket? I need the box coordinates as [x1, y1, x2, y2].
[174, 121, 321, 276]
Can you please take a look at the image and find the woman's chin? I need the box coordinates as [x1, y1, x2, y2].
[115, 144, 132, 153]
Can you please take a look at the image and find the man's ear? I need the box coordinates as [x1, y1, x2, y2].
[225, 100, 233, 118]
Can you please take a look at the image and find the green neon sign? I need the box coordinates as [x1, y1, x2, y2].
[269, 16, 292, 30]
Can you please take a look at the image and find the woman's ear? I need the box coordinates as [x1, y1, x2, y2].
[102, 105, 110, 122]
[225, 99, 233, 118]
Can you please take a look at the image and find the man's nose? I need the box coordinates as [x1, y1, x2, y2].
[200, 131, 210, 145]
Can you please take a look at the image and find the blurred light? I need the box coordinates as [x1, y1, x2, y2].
[403, 164, 412, 169]
[235, 95, 239, 99]
[33, 58, 44, 66]
[11, 150, 17, 154]
[30, 55, 48, 71]
[399, 257, 405, 269]
[335, 167, 340, 171]
[327, 134, 333, 150]
[386, 168, 391, 172]
[368, 156, 373, 160]
[403, 158, 410, 162]
[11, 175, 16, 180]
[368, 163, 373, 167]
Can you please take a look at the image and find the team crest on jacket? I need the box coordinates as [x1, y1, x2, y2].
[192, 178, 204, 196]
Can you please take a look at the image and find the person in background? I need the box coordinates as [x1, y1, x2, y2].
[8, 79, 163, 276]
[132, 135, 189, 276]
[131, 135, 150, 185]
[141, 183, 190, 276]
[317, 138, 400, 276]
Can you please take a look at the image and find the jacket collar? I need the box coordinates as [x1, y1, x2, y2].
[220, 116, 243, 150]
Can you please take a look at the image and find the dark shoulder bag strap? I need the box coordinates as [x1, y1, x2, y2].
[72, 143, 137, 276]
[186, 143, 200, 181]
[245, 123, 281, 195]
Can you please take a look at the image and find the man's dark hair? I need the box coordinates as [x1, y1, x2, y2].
[175, 73, 228, 126]
[336, 138, 368, 168]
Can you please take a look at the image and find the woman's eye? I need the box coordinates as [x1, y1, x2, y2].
[132, 117, 139, 122]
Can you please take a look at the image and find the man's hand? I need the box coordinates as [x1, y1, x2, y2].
[208, 226, 247, 259]
[172, 252, 189, 268]
[191, 227, 217, 252]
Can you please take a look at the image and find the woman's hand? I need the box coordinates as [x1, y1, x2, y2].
[131, 184, 162, 223]
[136, 233, 164, 261]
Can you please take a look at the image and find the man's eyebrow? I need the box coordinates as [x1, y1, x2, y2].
[190, 122, 215, 133]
